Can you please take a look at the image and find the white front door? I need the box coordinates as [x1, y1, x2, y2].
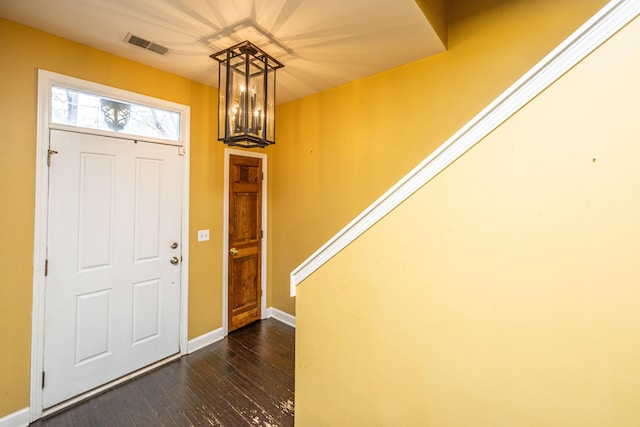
[43, 129, 183, 408]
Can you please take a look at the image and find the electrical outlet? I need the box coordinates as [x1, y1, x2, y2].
[197, 229, 210, 242]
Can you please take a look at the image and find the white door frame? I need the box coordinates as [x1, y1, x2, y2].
[30, 70, 191, 421]
[222, 148, 268, 335]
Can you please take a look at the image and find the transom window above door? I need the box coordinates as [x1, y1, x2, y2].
[51, 85, 181, 143]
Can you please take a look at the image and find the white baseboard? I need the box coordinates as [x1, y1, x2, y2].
[187, 312, 294, 355]
[267, 307, 296, 328]
[0, 407, 29, 427]
[187, 327, 225, 353]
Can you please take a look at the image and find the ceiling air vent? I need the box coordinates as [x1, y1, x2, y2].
[124, 32, 171, 56]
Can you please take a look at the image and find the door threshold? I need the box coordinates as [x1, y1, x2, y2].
[41, 353, 181, 418]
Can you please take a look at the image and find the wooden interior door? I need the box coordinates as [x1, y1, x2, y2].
[228, 155, 263, 332]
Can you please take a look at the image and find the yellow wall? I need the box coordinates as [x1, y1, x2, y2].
[271, 0, 607, 315]
[0, 0, 610, 419]
[296, 12, 640, 427]
[0, 18, 228, 416]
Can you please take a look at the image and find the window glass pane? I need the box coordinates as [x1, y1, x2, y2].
[51, 86, 181, 142]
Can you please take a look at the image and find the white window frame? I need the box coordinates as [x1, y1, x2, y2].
[47, 83, 187, 147]
[50, 85, 183, 145]
[30, 70, 191, 421]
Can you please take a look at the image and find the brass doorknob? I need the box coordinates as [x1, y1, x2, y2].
[170, 256, 179, 265]
[229, 248, 238, 256]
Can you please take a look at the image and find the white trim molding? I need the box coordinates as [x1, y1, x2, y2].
[267, 307, 297, 328]
[290, 0, 640, 296]
[187, 310, 294, 354]
[30, 70, 191, 422]
[187, 310, 293, 354]
[187, 327, 226, 353]
[0, 408, 29, 427]
[223, 148, 269, 334]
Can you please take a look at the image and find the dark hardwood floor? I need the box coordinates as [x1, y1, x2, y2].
[31, 319, 295, 427]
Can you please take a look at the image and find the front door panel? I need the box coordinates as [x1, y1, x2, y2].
[43, 130, 183, 408]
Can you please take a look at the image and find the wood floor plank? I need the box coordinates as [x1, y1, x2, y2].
[31, 319, 295, 427]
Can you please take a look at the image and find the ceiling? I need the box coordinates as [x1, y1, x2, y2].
[0, 0, 446, 104]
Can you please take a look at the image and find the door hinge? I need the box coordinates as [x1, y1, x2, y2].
[47, 149, 58, 167]
[42, 371, 45, 389]
[261, 230, 263, 238]
[44, 259, 48, 277]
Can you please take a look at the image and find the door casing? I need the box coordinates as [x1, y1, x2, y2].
[30, 70, 191, 421]
[223, 148, 268, 335]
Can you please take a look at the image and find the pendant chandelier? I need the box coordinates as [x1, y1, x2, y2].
[211, 41, 284, 148]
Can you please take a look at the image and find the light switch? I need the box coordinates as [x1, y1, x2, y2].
[197, 229, 210, 242]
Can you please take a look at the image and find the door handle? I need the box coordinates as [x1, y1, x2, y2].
[229, 248, 238, 256]
[170, 256, 179, 265]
